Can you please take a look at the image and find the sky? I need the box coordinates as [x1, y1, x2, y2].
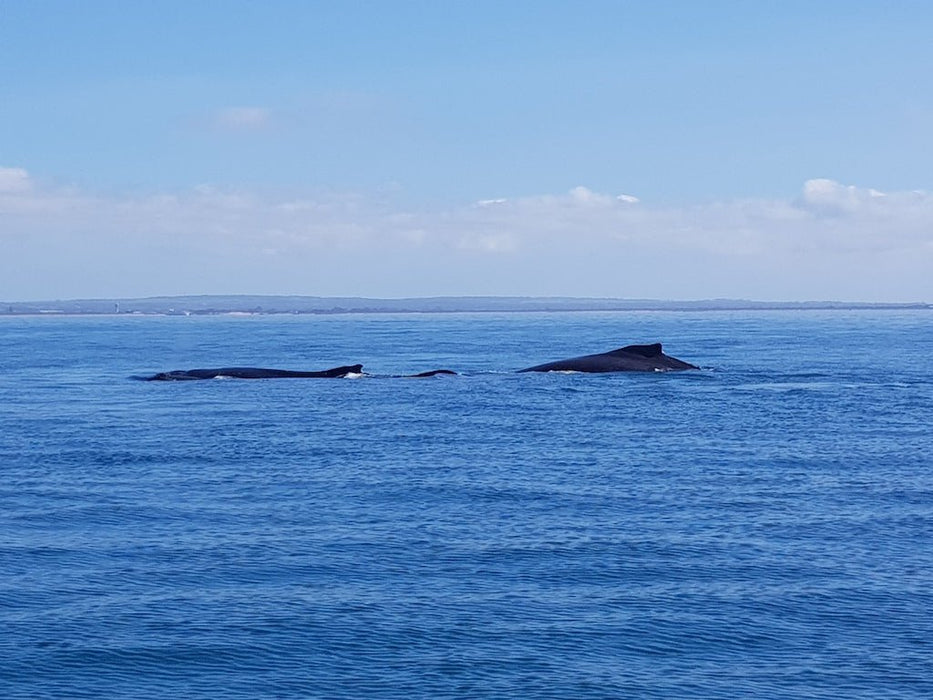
[2, 1, 932, 302]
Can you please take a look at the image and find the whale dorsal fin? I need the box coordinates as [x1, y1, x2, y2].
[610, 343, 663, 358]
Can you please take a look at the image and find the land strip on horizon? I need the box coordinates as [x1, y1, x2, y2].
[1, 296, 929, 316]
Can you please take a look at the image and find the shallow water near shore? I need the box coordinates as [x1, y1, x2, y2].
[1, 310, 931, 698]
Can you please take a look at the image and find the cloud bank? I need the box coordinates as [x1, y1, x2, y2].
[1, 167, 931, 301]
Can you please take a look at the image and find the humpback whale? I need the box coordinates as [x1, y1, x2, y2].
[518, 343, 698, 373]
[143, 364, 363, 381]
[139, 364, 460, 380]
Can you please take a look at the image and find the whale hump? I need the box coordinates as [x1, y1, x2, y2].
[407, 369, 458, 378]
[609, 343, 663, 358]
[518, 342, 697, 373]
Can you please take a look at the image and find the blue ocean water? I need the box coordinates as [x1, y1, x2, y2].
[1, 310, 931, 699]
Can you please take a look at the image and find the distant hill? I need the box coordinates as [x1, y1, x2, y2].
[1, 295, 929, 315]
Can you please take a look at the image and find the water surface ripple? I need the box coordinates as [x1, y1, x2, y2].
[1, 311, 931, 698]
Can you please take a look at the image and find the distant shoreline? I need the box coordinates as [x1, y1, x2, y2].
[1, 295, 929, 316]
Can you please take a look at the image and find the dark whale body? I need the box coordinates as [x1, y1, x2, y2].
[519, 343, 698, 373]
[144, 364, 363, 381]
[140, 364, 459, 380]
[407, 369, 458, 378]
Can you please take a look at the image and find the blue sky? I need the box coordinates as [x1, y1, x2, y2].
[2, 1, 932, 301]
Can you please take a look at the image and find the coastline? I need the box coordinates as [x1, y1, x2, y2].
[1, 295, 930, 317]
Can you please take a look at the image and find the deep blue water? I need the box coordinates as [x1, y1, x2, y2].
[1, 311, 931, 699]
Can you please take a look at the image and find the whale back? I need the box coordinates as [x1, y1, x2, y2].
[143, 363, 363, 380]
[518, 342, 696, 373]
[607, 343, 663, 358]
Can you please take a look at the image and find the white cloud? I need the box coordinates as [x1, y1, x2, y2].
[0, 167, 32, 193]
[799, 178, 888, 215]
[569, 186, 614, 206]
[1, 172, 931, 301]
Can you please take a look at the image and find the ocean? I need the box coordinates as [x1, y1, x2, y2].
[1, 310, 931, 699]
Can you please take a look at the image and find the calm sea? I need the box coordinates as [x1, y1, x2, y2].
[1, 311, 931, 699]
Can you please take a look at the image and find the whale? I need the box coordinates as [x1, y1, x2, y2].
[138, 364, 461, 381]
[518, 343, 698, 373]
[142, 364, 364, 381]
